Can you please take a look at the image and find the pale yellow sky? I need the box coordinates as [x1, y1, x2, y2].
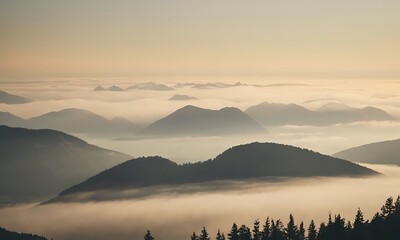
[0, 0, 399, 78]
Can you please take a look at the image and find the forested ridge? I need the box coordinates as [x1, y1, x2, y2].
[143, 196, 400, 240]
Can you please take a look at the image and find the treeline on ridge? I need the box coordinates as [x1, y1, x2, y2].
[143, 196, 400, 240]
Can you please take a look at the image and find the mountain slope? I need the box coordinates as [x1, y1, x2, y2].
[26, 108, 138, 135]
[333, 139, 400, 165]
[0, 90, 31, 104]
[0, 125, 131, 204]
[0, 112, 27, 127]
[245, 102, 395, 126]
[137, 105, 267, 137]
[0, 227, 47, 240]
[53, 142, 377, 202]
[245, 102, 316, 125]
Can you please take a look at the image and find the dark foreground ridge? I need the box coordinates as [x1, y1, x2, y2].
[0, 226, 48, 240]
[50, 142, 377, 202]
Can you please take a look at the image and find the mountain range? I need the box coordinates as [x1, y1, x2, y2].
[0, 125, 131, 204]
[333, 139, 400, 166]
[126, 82, 174, 91]
[0, 108, 139, 136]
[0, 90, 32, 104]
[49, 142, 377, 203]
[245, 102, 395, 126]
[191, 82, 245, 89]
[137, 105, 267, 137]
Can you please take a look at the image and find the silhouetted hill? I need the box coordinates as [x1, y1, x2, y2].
[333, 139, 400, 165]
[0, 112, 27, 127]
[93, 85, 106, 91]
[107, 85, 123, 91]
[168, 94, 198, 101]
[245, 102, 316, 126]
[53, 142, 377, 202]
[26, 108, 138, 135]
[245, 102, 395, 126]
[316, 102, 356, 112]
[126, 82, 174, 91]
[0, 90, 31, 104]
[137, 105, 267, 137]
[0, 125, 131, 204]
[0, 226, 47, 240]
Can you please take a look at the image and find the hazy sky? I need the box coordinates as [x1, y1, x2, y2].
[1, 0, 399, 77]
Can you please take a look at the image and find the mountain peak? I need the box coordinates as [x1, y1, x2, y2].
[137, 105, 266, 137]
[49, 142, 377, 203]
[317, 102, 355, 112]
[0, 90, 32, 104]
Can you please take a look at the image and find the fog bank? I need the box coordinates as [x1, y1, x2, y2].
[0, 164, 398, 240]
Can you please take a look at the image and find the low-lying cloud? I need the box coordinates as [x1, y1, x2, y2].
[0, 164, 398, 240]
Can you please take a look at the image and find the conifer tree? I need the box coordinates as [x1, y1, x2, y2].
[191, 232, 199, 240]
[253, 219, 261, 240]
[144, 230, 154, 240]
[381, 197, 395, 217]
[261, 217, 271, 240]
[199, 227, 210, 240]
[270, 220, 285, 240]
[238, 225, 251, 240]
[395, 196, 400, 213]
[297, 222, 305, 240]
[216, 229, 226, 240]
[352, 208, 365, 240]
[307, 220, 317, 240]
[228, 223, 239, 240]
[286, 214, 298, 240]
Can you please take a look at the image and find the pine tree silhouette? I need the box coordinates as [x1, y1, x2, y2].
[261, 217, 271, 240]
[144, 230, 154, 240]
[191, 232, 199, 240]
[253, 219, 261, 240]
[297, 222, 305, 240]
[216, 229, 226, 240]
[238, 225, 251, 240]
[228, 223, 239, 240]
[199, 227, 210, 240]
[286, 214, 297, 240]
[307, 220, 317, 240]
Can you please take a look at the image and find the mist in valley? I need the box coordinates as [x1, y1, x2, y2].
[0, 164, 398, 240]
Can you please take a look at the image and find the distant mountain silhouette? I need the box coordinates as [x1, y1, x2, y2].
[168, 94, 198, 101]
[0, 125, 131, 204]
[333, 139, 400, 165]
[0, 226, 47, 240]
[107, 85, 123, 91]
[316, 102, 356, 112]
[0, 90, 32, 104]
[137, 105, 267, 137]
[52, 142, 377, 202]
[173, 82, 196, 88]
[93, 85, 106, 91]
[191, 82, 244, 89]
[126, 82, 174, 91]
[245, 102, 395, 126]
[26, 108, 138, 135]
[0, 112, 26, 127]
